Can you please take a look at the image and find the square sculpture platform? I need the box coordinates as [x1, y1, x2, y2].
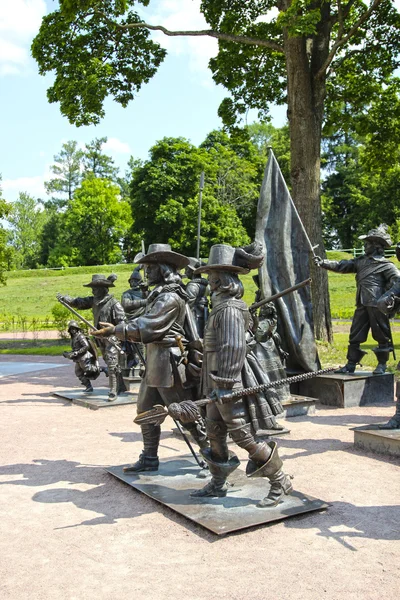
[353, 425, 400, 458]
[296, 371, 394, 408]
[53, 387, 139, 410]
[106, 455, 328, 535]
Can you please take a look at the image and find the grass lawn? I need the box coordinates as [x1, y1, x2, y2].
[0, 264, 135, 321]
[1, 251, 364, 321]
[0, 339, 70, 355]
[1, 251, 400, 362]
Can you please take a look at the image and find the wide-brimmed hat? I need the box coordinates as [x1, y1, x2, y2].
[194, 242, 264, 275]
[137, 243, 189, 270]
[128, 268, 142, 283]
[359, 224, 392, 248]
[186, 257, 203, 272]
[83, 274, 117, 288]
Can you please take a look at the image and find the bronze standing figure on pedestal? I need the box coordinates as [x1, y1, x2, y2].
[189, 243, 293, 508]
[314, 225, 400, 375]
[57, 274, 126, 401]
[94, 244, 209, 472]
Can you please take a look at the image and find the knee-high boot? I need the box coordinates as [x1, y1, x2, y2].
[123, 424, 161, 473]
[246, 441, 293, 508]
[190, 419, 239, 497]
[107, 370, 118, 402]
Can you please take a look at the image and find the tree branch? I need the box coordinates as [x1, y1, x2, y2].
[93, 11, 284, 53]
[317, 0, 384, 79]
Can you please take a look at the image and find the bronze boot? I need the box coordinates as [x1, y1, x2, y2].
[372, 346, 392, 375]
[123, 424, 161, 473]
[190, 448, 240, 497]
[246, 441, 293, 508]
[336, 346, 367, 374]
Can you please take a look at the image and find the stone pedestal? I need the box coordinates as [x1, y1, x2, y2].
[122, 374, 141, 394]
[353, 425, 400, 457]
[295, 371, 394, 408]
[282, 394, 316, 417]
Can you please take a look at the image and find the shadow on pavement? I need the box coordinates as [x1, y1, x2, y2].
[283, 500, 400, 550]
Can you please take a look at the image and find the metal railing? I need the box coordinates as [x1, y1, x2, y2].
[340, 247, 397, 258]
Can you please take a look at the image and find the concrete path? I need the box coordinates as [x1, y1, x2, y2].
[0, 355, 399, 600]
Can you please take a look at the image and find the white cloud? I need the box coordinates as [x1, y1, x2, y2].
[145, 0, 218, 85]
[2, 164, 52, 202]
[0, 0, 47, 76]
[102, 137, 131, 154]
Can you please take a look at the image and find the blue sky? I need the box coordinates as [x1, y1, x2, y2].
[0, 0, 286, 204]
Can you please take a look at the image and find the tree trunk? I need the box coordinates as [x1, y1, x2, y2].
[284, 18, 333, 342]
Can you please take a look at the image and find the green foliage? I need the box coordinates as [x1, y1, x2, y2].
[0, 250, 394, 323]
[203, 0, 400, 129]
[246, 122, 290, 183]
[6, 193, 48, 269]
[31, 1, 166, 125]
[50, 177, 133, 266]
[45, 140, 84, 205]
[128, 133, 264, 251]
[0, 344, 71, 356]
[0, 175, 11, 285]
[51, 302, 78, 339]
[322, 83, 400, 249]
[82, 137, 119, 180]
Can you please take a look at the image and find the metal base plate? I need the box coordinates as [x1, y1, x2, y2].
[106, 455, 328, 535]
[53, 388, 137, 410]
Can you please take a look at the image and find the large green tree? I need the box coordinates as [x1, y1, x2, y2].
[50, 177, 132, 266]
[128, 135, 253, 254]
[6, 193, 48, 269]
[322, 78, 400, 247]
[32, 0, 400, 339]
[45, 140, 84, 206]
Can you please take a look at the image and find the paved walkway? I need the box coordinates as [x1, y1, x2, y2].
[0, 330, 60, 340]
[0, 355, 399, 600]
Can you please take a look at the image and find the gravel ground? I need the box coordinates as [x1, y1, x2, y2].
[0, 355, 399, 600]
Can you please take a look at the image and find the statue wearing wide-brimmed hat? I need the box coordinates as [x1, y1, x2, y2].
[58, 273, 126, 401]
[94, 244, 209, 472]
[184, 257, 209, 338]
[189, 242, 293, 508]
[315, 224, 400, 374]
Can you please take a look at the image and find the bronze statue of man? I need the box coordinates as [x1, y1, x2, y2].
[190, 243, 293, 508]
[314, 225, 400, 374]
[58, 274, 126, 401]
[63, 320, 101, 393]
[94, 244, 208, 472]
[184, 257, 209, 338]
[121, 267, 148, 370]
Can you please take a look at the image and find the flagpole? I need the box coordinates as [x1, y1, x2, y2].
[196, 172, 205, 260]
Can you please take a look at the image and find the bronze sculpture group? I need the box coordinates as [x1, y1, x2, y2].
[58, 224, 400, 514]
[90, 242, 293, 507]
